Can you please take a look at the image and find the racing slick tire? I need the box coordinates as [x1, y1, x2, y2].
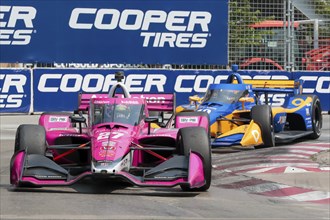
[251, 105, 275, 147]
[308, 95, 322, 139]
[177, 127, 211, 191]
[14, 124, 46, 155]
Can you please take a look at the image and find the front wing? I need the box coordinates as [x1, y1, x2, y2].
[10, 150, 206, 189]
[212, 120, 263, 148]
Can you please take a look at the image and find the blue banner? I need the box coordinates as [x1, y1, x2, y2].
[0, 69, 31, 113]
[0, 0, 228, 65]
[32, 69, 329, 112]
[294, 71, 330, 111]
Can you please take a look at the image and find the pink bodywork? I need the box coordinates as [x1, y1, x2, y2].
[175, 114, 209, 133]
[91, 124, 137, 161]
[79, 93, 175, 112]
[10, 95, 208, 190]
[12, 152, 204, 188]
[10, 151, 25, 185]
[39, 113, 90, 145]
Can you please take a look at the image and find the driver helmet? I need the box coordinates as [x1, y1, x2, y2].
[103, 105, 113, 121]
[115, 104, 130, 119]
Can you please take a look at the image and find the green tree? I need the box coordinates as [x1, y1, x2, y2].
[315, 0, 330, 41]
[315, 0, 330, 18]
[229, 0, 274, 64]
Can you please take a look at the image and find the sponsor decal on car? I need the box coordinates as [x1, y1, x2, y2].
[99, 150, 115, 157]
[179, 117, 198, 123]
[97, 131, 124, 141]
[251, 130, 260, 143]
[121, 100, 139, 105]
[49, 128, 70, 131]
[277, 116, 287, 124]
[49, 116, 68, 122]
[102, 141, 116, 149]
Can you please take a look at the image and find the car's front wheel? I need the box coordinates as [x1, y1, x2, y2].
[14, 124, 46, 155]
[251, 105, 275, 147]
[309, 95, 322, 139]
[177, 127, 211, 191]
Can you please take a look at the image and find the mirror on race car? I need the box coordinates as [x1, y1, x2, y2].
[238, 97, 254, 103]
[69, 114, 86, 133]
[144, 116, 160, 123]
[145, 116, 161, 134]
[70, 115, 86, 123]
[239, 97, 255, 110]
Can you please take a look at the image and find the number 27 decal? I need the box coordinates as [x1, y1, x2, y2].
[97, 131, 124, 140]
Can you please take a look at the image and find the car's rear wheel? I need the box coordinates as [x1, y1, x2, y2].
[251, 105, 275, 147]
[177, 127, 211, 191]
[14, 124, 46, 155]
[309, 95, 322, 139]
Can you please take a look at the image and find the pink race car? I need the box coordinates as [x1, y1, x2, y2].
[10, 72, 211, 191]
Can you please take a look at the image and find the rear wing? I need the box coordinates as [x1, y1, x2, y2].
[77, 93, 175, 113]
[234, 79, 303, 95]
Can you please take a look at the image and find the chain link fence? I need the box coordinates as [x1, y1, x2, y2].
[230, 0, 330, 71]
[1, 0, 329, 71]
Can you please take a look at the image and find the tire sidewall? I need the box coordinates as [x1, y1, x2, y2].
[14, 124, 46, 155]
[309, 95, 322, 139]
[177, 127, 211, 191]
[251, 105, 275, 147]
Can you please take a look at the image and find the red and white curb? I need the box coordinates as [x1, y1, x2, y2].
[212, 143, 330, 204]
[212, 143, 330, 174]
[212, 171, 330, 204]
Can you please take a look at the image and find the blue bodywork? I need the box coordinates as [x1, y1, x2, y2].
[197, 84, 255, 125]
[177, 71, 319, 148]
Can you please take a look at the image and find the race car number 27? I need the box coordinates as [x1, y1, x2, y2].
[97, 132, 124, 140]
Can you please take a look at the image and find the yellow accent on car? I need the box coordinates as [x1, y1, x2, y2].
[233, 79, 297, 88]
[239, 97, 255, 110]
[189, 95, 203, 102]
[210, 111, 250, 137]
[151, 123, 160, 128]
[240, 120, 263, 147]
[291, 98, 305, 107]
[272, 96, 313, 116]
[216, 125, 247, 138]
[175, 106, 186, 113]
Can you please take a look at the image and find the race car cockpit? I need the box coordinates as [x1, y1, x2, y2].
[203, 84, 252, 104]
[90, 101, 144, 126]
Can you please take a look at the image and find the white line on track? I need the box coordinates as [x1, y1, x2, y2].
[288, 146, 330, 151]
[245, 167, 280, 173]
[226, 162, 320, 172]
[214, 157, 313, 168]
[278, 191, 330, 202]
[288, 149, 328, 155]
